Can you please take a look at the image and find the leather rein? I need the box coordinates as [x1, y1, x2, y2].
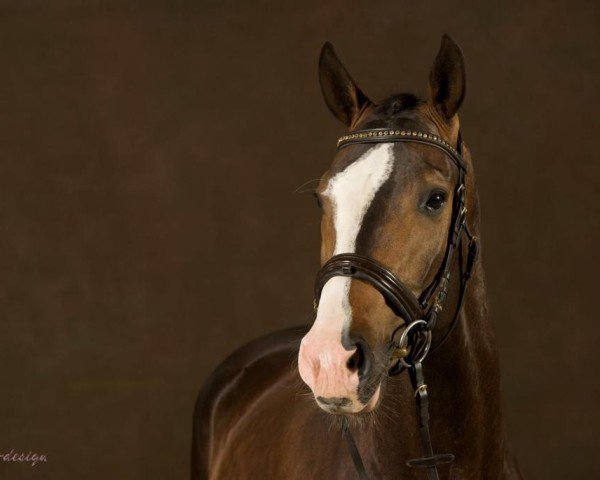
[313, 128, 479, 480]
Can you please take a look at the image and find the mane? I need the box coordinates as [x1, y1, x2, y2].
[375, 93, 423, 117]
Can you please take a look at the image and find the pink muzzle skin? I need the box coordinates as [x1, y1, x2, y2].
[298, 321, 381, 414]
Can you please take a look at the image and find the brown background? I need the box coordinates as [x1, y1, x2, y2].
[0, 1, 598, 479]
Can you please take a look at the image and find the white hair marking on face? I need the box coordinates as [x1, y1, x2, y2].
[325, 143, 395, 255]
[298, 143, 396, 408]
[313, 143, 395, 337]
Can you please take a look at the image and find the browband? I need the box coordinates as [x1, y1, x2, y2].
[337, 128, 466, 170]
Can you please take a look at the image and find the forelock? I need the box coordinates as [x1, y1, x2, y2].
[375, 93, 424, 118]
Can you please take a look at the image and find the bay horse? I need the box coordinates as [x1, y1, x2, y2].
[192, 35, 522, 480]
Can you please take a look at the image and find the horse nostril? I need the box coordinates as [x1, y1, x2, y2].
[317, 396, 351, 407]
[346, 342, 365, 373]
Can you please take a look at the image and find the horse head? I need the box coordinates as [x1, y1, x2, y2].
[298, 35, 469, 414]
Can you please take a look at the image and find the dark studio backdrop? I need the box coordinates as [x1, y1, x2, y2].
[0, 1, 598, 479]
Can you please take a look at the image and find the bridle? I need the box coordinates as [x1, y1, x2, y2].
[313, 128, 479, 480]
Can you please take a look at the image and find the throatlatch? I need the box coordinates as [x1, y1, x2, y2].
[314, 128, 479, 480]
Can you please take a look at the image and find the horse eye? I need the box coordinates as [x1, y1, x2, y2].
[425, 191, 447, 211]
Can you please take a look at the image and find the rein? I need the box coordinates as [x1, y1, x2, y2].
[313, 128, 479, 480]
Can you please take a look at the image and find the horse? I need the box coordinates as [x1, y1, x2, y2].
[191, 35, 522, 480]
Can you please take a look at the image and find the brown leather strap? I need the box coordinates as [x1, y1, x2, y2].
[406, 362, 455, 479]
[337, 128, 466, 171]
[429, 232, 478, 354]
[315, 253, 423, 323]
[342, 417, 370, 480]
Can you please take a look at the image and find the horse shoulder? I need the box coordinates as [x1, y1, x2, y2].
[191, 325, 309, 480]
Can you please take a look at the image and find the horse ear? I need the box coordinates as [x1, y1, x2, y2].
[319, 42, 371, 126]
[428, 34, 466, 120]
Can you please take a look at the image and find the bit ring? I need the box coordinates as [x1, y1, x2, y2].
[395, 319, 432, 367]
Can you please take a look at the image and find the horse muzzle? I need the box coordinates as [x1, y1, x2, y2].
[298, 327, 384, 414]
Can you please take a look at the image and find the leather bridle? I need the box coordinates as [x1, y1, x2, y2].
[313, 128, 479, 480]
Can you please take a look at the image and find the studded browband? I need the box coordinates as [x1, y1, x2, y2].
[337, 128, 466, 170]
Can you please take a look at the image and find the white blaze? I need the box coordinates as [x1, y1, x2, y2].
[314, 142, 395, 344]
[299, 143, 395, 405]
[326, 143, 395, 254]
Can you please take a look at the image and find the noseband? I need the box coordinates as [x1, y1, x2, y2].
[313, 128, 479, 480]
